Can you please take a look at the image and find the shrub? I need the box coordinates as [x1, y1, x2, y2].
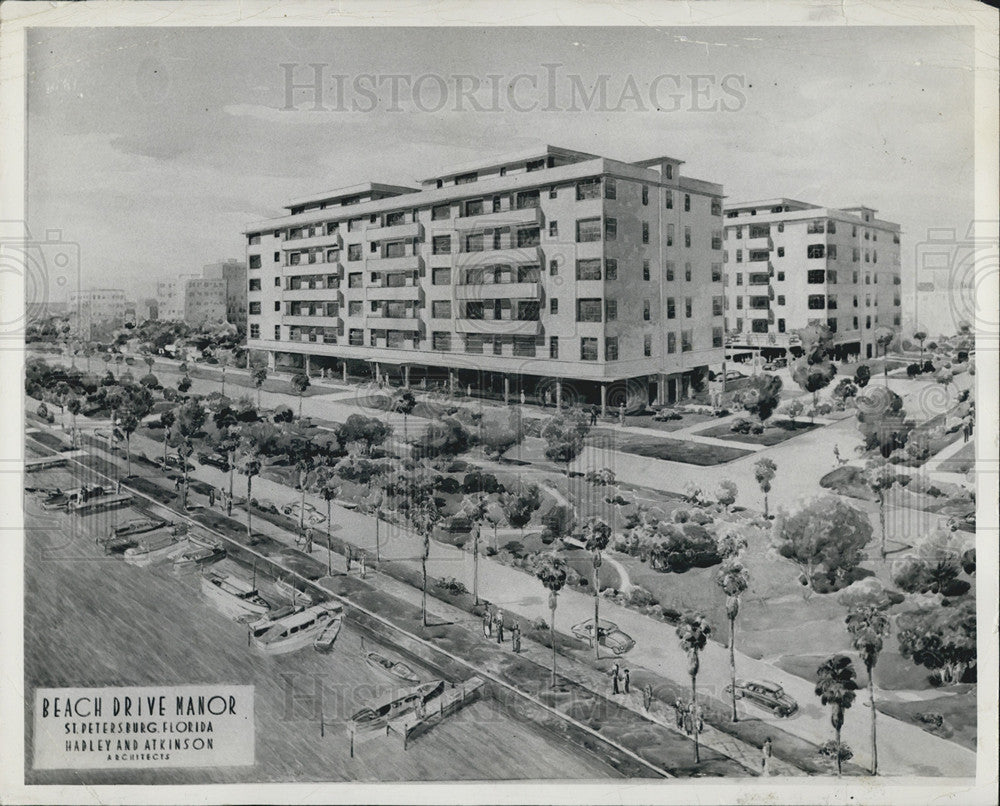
[434, 577, 468, 595]
[627, 586, 658, 608]
[907, 363, 922, 378]
[273, 404, 294, 423]
[730, 417, 754, 435]
[922, 360, 935, 373]
[660, 606, 682, 624]
[672, 508, 690, 523]
[648, 524, 722, 573]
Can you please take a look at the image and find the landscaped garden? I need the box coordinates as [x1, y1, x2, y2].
[693, 418, 819, 447]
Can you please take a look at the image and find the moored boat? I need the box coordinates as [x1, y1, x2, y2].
[313, 615, 343, 652]
[171, 542, 226, 570]
[201, 571, 270, 619]
[364, 651, 421, 685]
[350, 681, 445, 733]
[247, 603, 306, 639]
[274, 577, 316, 605]
[123, 530, 182, 566]
[250, 602, 343, 655]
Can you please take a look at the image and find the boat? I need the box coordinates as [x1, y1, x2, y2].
[274, 577, 316, 605]
[312, 615, 343, 652]
[364, 652, 421, 685]
[111, 516, 167, 538]
[350, 681, 445, 733]
[250, 602, 343, 655]
[39, 487, 84, 510]
[201, 571, 271, 619]
[247, 603, 306, 639]
[171, 542, 225, 570]
[123, 530, 182, 566]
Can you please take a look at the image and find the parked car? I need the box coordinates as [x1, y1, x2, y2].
[723, 369, 748, 381]
[724, 679, 798, 717]
[763, 358, 788, 370]
[281, 501, 326, 526]
[163, 454, 195, 472]
[570, 619, 635, 656]
[197, 452, 230, 471]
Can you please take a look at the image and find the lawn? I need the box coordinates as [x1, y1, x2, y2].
[693, 418, 820, 447]
[619, 410, 718, 434]
[938, 441, 975, 474]
[610, 434, 753, 465]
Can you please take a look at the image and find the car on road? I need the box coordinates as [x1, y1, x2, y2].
[197, 452, 230, 472]
[763, 358, 788, 371]
[281, 501, 327, 526]
[163, 454, 195, 472]
[723, 369, 748, 381]
[724, 679, 798, 717]
[570, 619, 636, 656]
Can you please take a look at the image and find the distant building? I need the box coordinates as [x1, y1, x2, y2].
[138, 298, 158, 322]
[156, 274, 227, 326]
[68, 289, 127, 341]
[722, 199, 902, 361]
[203, 259, 247, 327]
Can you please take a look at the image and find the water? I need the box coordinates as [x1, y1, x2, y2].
[24, 462, 621, 784]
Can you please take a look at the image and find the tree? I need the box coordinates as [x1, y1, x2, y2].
[753, 457, 777, 518]
[896, 597, 976, 685]
[338, 413, 392, 456]
[845, 605, 890, 775]
[715, 479, 738, 511]
[772, 496, 873, 593]
[414, 416, 470, 459]
[735, 373, 783, 423]
[676, 613, 711, 763]
[117, 409, 141, 477]
[172, 398, 206, 509]
[290, 372, 310, 417]
[913, 330, 928, 365]
[782, 398, 804, 424]
[815, 655, 858, 775]
[791, 360, 836, 422]
[236, 438, 263, 543]
[410, 495, 443, 627]
[478, 407, 525, 460]
[177, 375, 192, 395]
[251, 365, 268, 408]
[854, 364, 871, 389]
[535, 553, 568, 687]
[855, 387, 912, 458]
[284, 422, 323, 534]
[891, 529, 973, 597]
[541, 408, 591, 477]
[159, 409, 176, 470]
[582, 517, 612, 660]
[213, 406, 242, 516]
[831, 378, 858, 406]
[66, 394, 82, 447]
[864, 459, 896, 559]
[316, 466, 341, 567]
[390, 387, 417, 443]
[460, 493, 489, 605]
[504, 483, 541, 536]
[873, 326, 896, 386]
[716, 558, 750, 722]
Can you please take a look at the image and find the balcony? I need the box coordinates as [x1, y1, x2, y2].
[282, 286, 338, 301]
[371, 221, 422, 241]
[367, 253, 423, 272]
[745, 236, 773, 250]
[366, 314, 423, 331]
[365, 283, 422, 301]
[282, 231, 343, 251]
[454, 318, 543, 336]
[455, 245, 543, 266]
[284, 313, 342, 327]
[454, 205, 543, 231]
[283, 256, 341, 272]
[453, 281, 540, 300]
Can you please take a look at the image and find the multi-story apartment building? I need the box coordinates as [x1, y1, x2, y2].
[203, 259, 248, 327]
[244, 145, 726, 410]
[722, 200, 901, 361]
[156, 274, 227, 326]
[68, 289, 127, 341]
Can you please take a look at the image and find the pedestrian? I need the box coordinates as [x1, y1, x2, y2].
[623, 668, 630, 694]
[673, 698, 684, 728]
[483, 607, 493, 639]
[590, 405, 598, 426]
[495, 608, 505, 643]
[618, 402, 625, 425]
[611, 662, 621, 695]
[642, 683, 654, 712]
[359, 552, 367, 579]
[761, 736, 773, 777]
[694, 702, 704, 733]
[345, 544, 353, 572]
[174, 476, 182, 491]
[115, 478, 122, 495]
[208, 487, 216, 508]
[519, 390, 526, 406]
[305, 527, 314, 553]
[511, 622, 521, 653]
[683, 704, 693, 735]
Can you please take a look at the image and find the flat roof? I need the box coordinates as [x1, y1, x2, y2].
[285, 182, 420, 210]
[419, 144, 600, 183]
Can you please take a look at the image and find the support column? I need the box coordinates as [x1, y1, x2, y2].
[374, 362, 381, 384]
[304, 355, 311, 376]
[267, 351, 277, 370]
[555, 379, 562, 409]
[503, 375, 510, 404]
[600, 383, 607, 417]
[449, 369, 456, 396]
[342, 361, 348, 383]
[403, 364, 410, 388]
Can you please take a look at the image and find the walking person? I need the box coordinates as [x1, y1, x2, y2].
[623, 668, 630, 694]
[483, 607, 493, 639]
[359, 551, 367, 579]
[683, 703, 693, 735]
[511, 622, 521, 653]
[590, 405, 598, 426]
[611, 662, 621, 695]
[208, 487, 216, 508]
[642, 684, 654, 712]
[673, 698, 684, 728]
[495, 608, 504, 643]
[345, 544, 353, 573]
[761, 737, 773, 777]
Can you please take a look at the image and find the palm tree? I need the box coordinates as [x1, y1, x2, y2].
[236, 435, 263, 543]
[753, 457, 777, 518]
[815, 654, 859, 776]
[582, 516, 612, 660]
[461, 493, 489, 605]
[410, 496, 442, 627]
[213, 408, 241, 516]
[291, 372, 310, 417]
[117, 408, 140, 477]
[865, 458, 896, 559]
[316, 466, 341, 572]
[874, 326, 896, 387]
[252, 365, 268, 408]
[845, 606, 890, 775]
[715, 558, 750, 722]
[391, 387, 417, 443]
[66, 394, 82, 448]
[286, 422, 320, 535]
[535, 553, 568, 687]
[173, 399, 206, 509]
[913, 330, 927, 365]
[159, 409, 176, 470]
[676, 612, 712, 763]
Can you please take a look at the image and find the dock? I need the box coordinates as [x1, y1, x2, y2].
[68, 493, 132, 514]
[25, 454, 69, 471]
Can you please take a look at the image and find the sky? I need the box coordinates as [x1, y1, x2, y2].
[26, 25, 976, 334]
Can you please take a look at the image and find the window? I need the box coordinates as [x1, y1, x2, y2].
[516, 301, 539, 321]
[604, 178, 617, 199]
[464, 233, 485, 252]
[274, 325, 281, 340]
[685, 297, 693, 318]
[577, 299, 602, 322]
[455, 172, 477, 185]
[807, 244, 826, 259]
[432, 300, 451, 318]
[248, 278, 261, 291]
[384, 241, 405, 258]
[550, 298, 559, 314]
[749, 250, 769, 262]
[576, 178, 601, 200]
[827, 270, 838, 283]
[432, 267, 451, 285]
[549, 259, 559, 276]
[777, 271, 785, 281]
[605, 259, 618, 281]
[752, 320, 768, 334]
[274, 301, 281, 312]
[643, 300, 651, 320]
[712, 231, 723, 250]
[681, 330, 692, 351]
[776, 247, 785, 258]
[807, 220, 824, 234]
[517, 227, 540, 247]
[666, 224, 674, 246]
[432, 235, 451, 255]
[248, 234, 261, 245]
[642, 185, 649, 205]
[348, 272, 362, 288]
[516, 190, 540, 209]
[684, 227, 691, 248]
[605, 337, 619, 361]
[432, 204, 450, 220]
[642, 222, 650, 244]
[777, 295, 785, 306]
[808, 294, 826, 310]
[827, 295, 838, 310]
[712, 296, 723, 316]
[347, 218, 362, 232]
[684, 262, 692, 282]
[548, 221, 559, 237]
[667, 332, 677, 353]
[249, 255, 261, 269]
[736, 249, 743, 263]
[577, 218, 601, 243]
[665, 190, 673, 209]
[576, 259, 602, 280]
[384, 211, 405, 227]
[684, 194, 691, 212]
[736, 226, 743, 240]
[749, 224, 770, 238]
[249, 324, 260, 339]
[736, 273, 743, 286]
[643, 260, 651, 281]
[249, 302, 261, 315]
[347, 244, 362, 261]
[349, 328, 363, 346]
[711, 198, 722, 216]
[604, 218, 617, 241]
[777, 222, 784, 233]
[580, 337, 598, 361]
[348, 301, 363, 316]
[526, 158, 545, 172]
[433, 332, 452, 351]
[518, 264, 540, 283]
[513, 336, 536, 357]
[665, 262, 675, 281]
[667, 297, 676, 319]
[325, 248, 337, 262]
[808, 269, 826, 284]
[549, 336, 559, 358]
[827, 245, 838, 260]
[605, 299, 618, 321]
[712, 327, 724, 348]
[549, 186, 558, 200]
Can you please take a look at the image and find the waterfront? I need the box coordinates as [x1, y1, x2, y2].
[24, 462, 622, 784]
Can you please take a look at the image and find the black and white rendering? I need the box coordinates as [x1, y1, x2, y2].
[3, 3, 997, 805]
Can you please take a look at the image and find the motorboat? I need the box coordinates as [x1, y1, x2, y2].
[123, 530, 182, 566]
[171, 542, 225, 570]
[39, 486, 86, 510]
[364, 651, 421, 685]
[201, 571, 270, 619]
[250, 602, 343, 655]
[247, 603, 306, 639]
[350, 681, 445, 733]
[100, 517, 168, 551]
[312, 615, 343, 652]
[274, 577, 316, 605]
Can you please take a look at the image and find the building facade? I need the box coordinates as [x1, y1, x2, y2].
[722, 200, 901, 360]
[203, 259, 247, 327]
[245, 145, 727, 409]
[68, 289, 127, 341]
[156, 274, 227, 326]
